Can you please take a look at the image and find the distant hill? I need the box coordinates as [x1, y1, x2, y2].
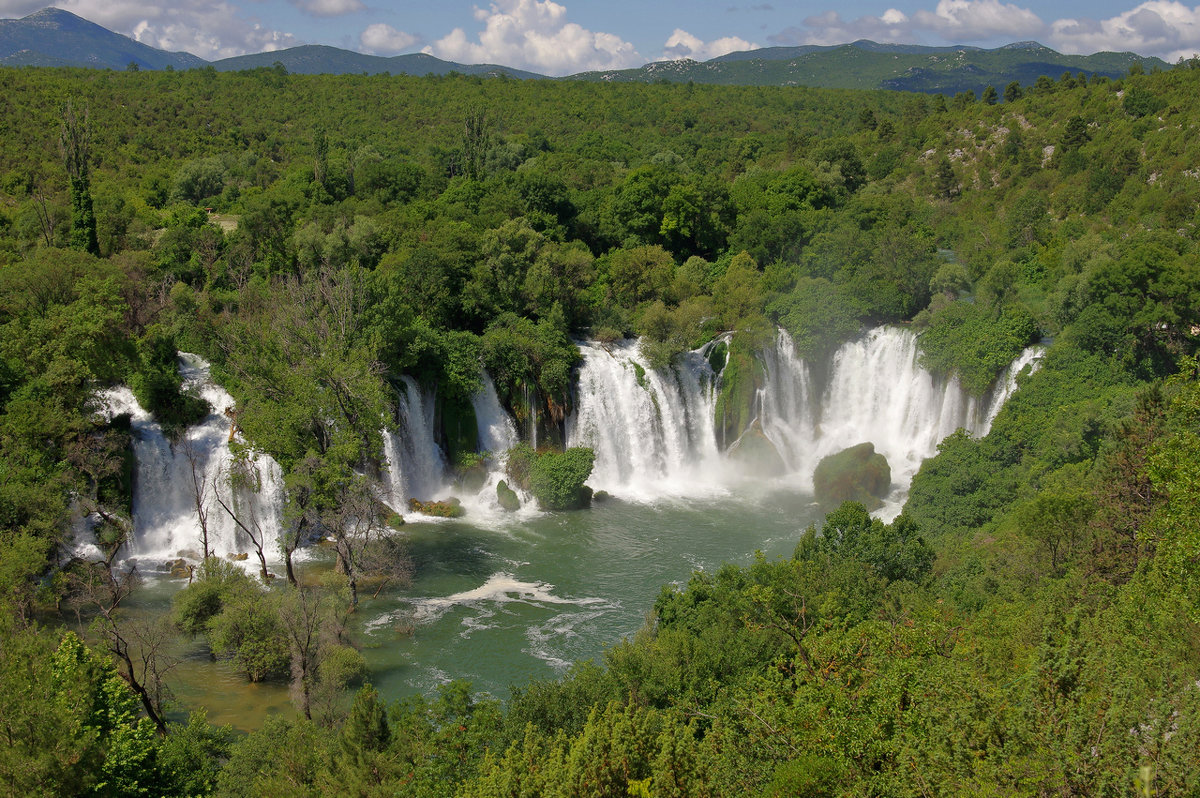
[0, 7, 204, 70]
[572, 40, 1169, 95]
[211, 45, 541, 79]
[0, 7, 1171, 95]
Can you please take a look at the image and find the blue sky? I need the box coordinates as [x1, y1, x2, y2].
[4, 0, 1200, 72]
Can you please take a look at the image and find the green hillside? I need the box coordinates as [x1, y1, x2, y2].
[572, 40, 1169, 94]
[0, 59, 1198, 795]
[0, 8, 1172, 95]
[211, 45, 541, 79]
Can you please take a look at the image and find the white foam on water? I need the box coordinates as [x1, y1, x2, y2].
[526, 608, 612, 671]
[366, 572, 613, 634]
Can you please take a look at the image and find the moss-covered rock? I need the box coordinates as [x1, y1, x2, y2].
[726, 418, 787, 477]
[714, 333, 764, 450]
[408, 497, 465, 518]
[456, 454, 489, 494]
[529, 447, 595, 511]
[705, 339, 728, 374]
[812, 443, 891, 510]
[166, 558, 192, 579]
[439, 394, 479, 466]
[497, 480, 521, 512]
[504, 442, 537, 492]
[631, 361, 648, 389]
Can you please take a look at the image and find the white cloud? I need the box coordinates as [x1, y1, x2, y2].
[423, 0, 642, 75]
[912, 0, 1042, 39]
[360, 23, 419, 55]
[1, 1, 298, 59]
[769, 0, 1044, 47]
[770, 10, 914, 46]
[768, 0, 1198, 59]
[1050, 1, 1200, 61]
[662, 28, 757, 60]
[289, 0, 365, 17]
[0, 1, 50, 16]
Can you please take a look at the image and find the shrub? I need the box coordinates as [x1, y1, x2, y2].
[529, 447, 595, 510]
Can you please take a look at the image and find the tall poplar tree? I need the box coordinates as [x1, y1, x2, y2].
[59, 99, 100, 256]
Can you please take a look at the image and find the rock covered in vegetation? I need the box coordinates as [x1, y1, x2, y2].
[455, 455, 489, 493]
[813, 442, 891, 509]
[505, 443, 596, 510]
[529, 447, 595, 511]
[726, 418, 787, 477]
[166, 558, 192, 579]
[407, 497, 465, 518]
[496, 480, 521, 512]
[714, 329, 768, 449]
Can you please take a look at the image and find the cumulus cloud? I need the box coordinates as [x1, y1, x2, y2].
[770, 0, 1043, 47]
[0, 0, 298, 59]
[360, 22, 419, 55]
[0, 0, 50, 16]
[912, 0, 1042, 39]
[289, 0, 365, 17]
[768, 0, 1200, 59]
[662, 29, 757, 61]
[769, 9, 914, 46]
[423, 0, 641, 75]
[770, 0, 1200, 60]
[1050, 1, 1200, 61]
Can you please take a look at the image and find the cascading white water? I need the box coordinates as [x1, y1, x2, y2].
[382, 376, 447, 509]
[472, 372, 518, 456]
[760, 326, 1038, 496]
[382, 373, 532, 519]
[984, 346, 1043, 426]
[566, 327, 1042, 508]
[96, 354, 285, 565]
[566, 340, 724, 497]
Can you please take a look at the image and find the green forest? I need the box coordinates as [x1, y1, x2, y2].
[1, 59, 1200, 796]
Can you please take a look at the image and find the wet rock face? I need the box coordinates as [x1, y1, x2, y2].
[408, 497, 465, 518]
[726, 418, 787, 477]
[812, 442, 891, 510]
[496, 480, 521, 512]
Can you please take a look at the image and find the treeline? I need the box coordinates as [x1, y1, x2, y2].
[0, 59, 1199, 794]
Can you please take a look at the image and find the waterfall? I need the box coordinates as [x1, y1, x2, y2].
[472, 372, 518, 456]
[381, 372, 531, 519]
[96, 354, 285, 565]
[759, 326, 1032, 493]
[522, 382, 539, 451]
[983, 345, 1044, 426]
[566, 327, 1041, 507]
[566, 340, 723, 496]
[382, 376, 447, 508]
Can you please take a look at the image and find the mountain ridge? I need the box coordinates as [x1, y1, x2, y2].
[0, 6, 1172, 94]
[0, 7, 205, 70]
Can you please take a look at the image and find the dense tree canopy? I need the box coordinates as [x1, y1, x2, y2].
[1, 58, 1200, 795]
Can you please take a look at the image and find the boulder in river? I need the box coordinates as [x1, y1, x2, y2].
[812, 442, 891, 510]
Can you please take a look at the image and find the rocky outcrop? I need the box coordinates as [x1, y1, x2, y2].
[726, 418, 787, 477]
[812, 442, 891, 510]
[408, 497, 465, 518]
[496, 480, 521, 512]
